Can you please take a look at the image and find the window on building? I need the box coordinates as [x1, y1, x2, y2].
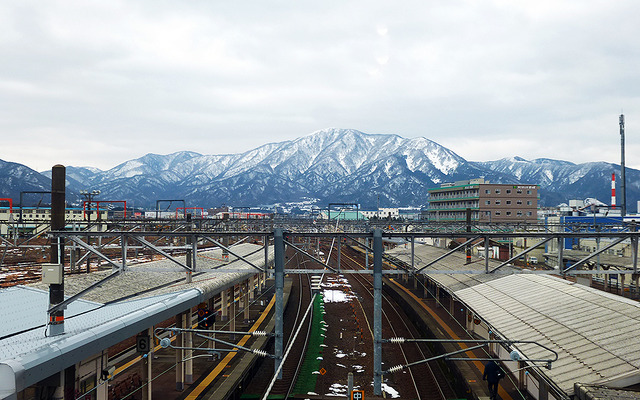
[495, 200, 501, 205]
[526, 190, 531, 194]
[485, 200, 491, 205]
[506, 211, 512, 216]
[517, 211, 523, 216]
[495, 211, 501, 215]
[527, 201, 532, 205]
[517, 200, 522, 205]
[506, 189, 511, 194]
[495, 189, 501, 194]
[506, 200, 511, 205]
[517, 189, 522, 194]
[485, 189, 490, 194]
[527, 212, 533, 216]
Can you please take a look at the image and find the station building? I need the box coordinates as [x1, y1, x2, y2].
[426, 178, 539, 222]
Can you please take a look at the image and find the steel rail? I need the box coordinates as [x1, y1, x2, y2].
[337, 245, 447, 400]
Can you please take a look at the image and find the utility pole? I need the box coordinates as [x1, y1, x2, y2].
[372, 229, 383, 396]
[49, 165, 65, 336]
[80, 189, 100, 273]
[620, 114, 627, 216]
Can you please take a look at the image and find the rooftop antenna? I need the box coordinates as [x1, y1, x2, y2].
[620, 113, 626, 216]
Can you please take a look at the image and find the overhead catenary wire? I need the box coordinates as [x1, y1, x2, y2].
[261, 292, 318, 400]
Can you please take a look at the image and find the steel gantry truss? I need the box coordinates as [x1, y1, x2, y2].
[44, 225, 640, 396]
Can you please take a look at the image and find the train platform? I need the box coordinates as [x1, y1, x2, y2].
[386, 277, 526, 400]
[106, 280, 288, 400]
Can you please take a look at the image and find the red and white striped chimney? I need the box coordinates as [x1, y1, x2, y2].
[611, 172, 616, 209]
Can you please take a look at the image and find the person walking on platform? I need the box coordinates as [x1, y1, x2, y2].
[483, 357, 505, 400]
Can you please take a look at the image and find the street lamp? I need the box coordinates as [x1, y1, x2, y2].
[80, 190, 101, 222]
[79, 190, 100, 273]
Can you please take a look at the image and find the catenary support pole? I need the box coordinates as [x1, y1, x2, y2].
[373, 229, 383, 396]
[484, 236, 490, 273]
[466, 208, 472, 264]
[264, 234, 270, 278]
[620, 114, 627, 217]
[558, 237, 564, 277]
[337, 234, 342, 271]
[274, 228, 285, 379]
[411, 236, 415, 269]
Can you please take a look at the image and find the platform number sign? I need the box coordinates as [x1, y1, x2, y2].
[136, 334, 151, 354]
[351, 390, 364, 400]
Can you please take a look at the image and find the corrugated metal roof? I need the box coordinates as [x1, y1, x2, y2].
[456, 274, 640, 395]
[0, 243, 272, 397]
[574, 383, 640, 400]
[0, 288, 202, 396]
[387, 243, 520, 292]
[0, 286, 100, 338]
[26, 243, 266, 303]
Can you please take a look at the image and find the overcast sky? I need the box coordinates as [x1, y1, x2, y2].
[2, 1, 639, 171]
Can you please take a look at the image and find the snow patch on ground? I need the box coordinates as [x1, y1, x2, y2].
[323, 289, 354, 303]
[382, 383, 400, 398]
[327, 383, 349, 396]
[322, 274, 356, 303]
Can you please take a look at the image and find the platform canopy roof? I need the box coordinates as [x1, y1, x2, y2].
[389, 242, 640, 396]
[0, 243, 269, 399]
[388, 241, 520, 292]
[456, 274, 640, 395]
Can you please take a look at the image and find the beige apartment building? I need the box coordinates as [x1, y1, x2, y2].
[427, 178, 538, 222]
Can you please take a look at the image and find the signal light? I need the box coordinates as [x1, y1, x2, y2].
[198, 309, 214, 329]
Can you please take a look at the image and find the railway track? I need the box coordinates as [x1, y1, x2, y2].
[245, 244, 315, 398]
[269, 249, 314, 397]
[326, 242, 457, 399]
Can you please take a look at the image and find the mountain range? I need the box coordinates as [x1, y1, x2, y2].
[1, 128, 637, 211]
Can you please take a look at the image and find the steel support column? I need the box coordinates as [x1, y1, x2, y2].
[230, 285, 236, 333]
[264, 235, 269, 277]
[373, 229, 383, 396]
[411, 236, 415, 270]
[365, 237, 369, 268]
[142, 327, 153, 400]
[209, 296, 217, 353]
[121, 234, 127, 272]
[557, 237, 564, 275]
[337, 234, 342, 271]
[185, 311, 193, 384]
[221, 288, 229, 321]
[175, 312, 184, 391]
[484, 236, 490, 273]
[244, 280, 250, 320]
[274, 228, 285, 379]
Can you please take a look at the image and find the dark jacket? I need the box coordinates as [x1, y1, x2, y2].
[483, 360, 504, 384]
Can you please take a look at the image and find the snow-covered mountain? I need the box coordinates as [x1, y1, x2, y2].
[473, 157, 636, 208]
[0, 159, 53, 202]
[7, 129, 640, 210]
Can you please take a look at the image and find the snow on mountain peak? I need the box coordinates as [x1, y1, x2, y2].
[10, 128, 632, 209]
